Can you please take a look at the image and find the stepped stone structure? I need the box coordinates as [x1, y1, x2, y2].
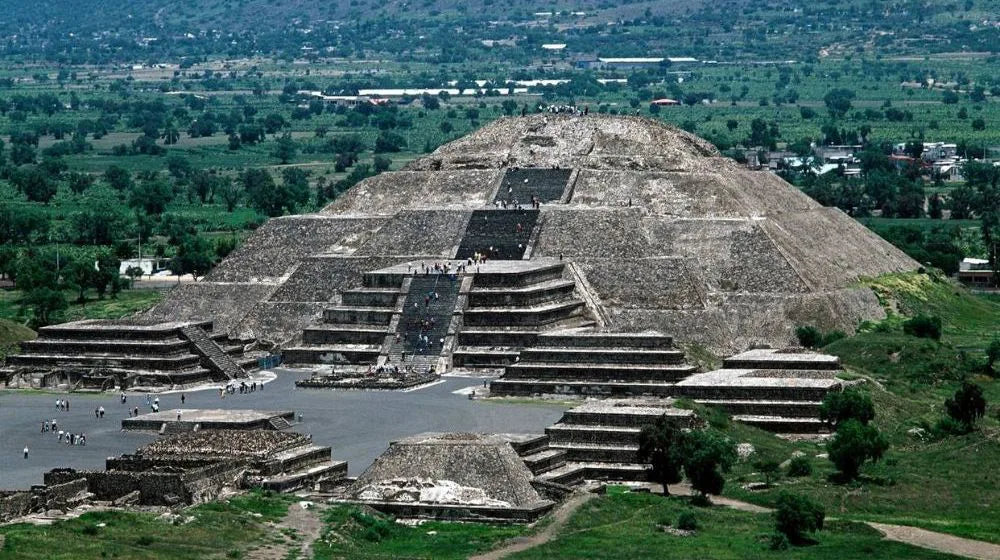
[1, 320, 261, 391]
[121, 409, 295, 433]
[140, 114, 917, 359]
[674, 348, 845, 435]
[341, 432, 556, 522]
[42, 429, 347, 508]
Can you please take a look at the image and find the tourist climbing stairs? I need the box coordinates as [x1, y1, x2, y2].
[496, 168, 573, 204]
[455, 209, 540, 260]
[180, 325, 246, 381]
[386, 274, 461, 374]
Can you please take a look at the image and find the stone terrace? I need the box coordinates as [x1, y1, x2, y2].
[673, 348, 844, 435]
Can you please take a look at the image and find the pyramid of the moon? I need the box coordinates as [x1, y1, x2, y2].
[145, 115, 917, 354]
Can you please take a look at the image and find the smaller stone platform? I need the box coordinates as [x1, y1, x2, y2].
[121, 409, 294, 433]
[295, 367, 438, 390]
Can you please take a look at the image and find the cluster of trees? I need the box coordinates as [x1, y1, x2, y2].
[637, 417, 737, 500]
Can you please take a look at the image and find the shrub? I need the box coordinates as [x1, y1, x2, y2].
[786, 456, 813, 477]
[753, 458, 782, 487]
[135, 535, 156, 546]
[827, 419, 889, 480]
[902, 314, 942, 340]
[819, 389, 875, 428]
[944, 382, 986, 432]
[933, 416, 967, 436]
[774, 492, 825, 544]
[769, 533, 790, 551]
[795, 326, 822, 348]
[676, 512, 699, 531]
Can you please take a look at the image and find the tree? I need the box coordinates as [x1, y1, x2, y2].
[987, 338, 1000, 376]
[15, 167, 57, 203]
[64, 257, 97, 302]
[636, 416, 686, 496]
[942, 90, 960, 104]
[67, 172, 94, 195]
[23, 287, 67, 327]
[373, 154, 392, 173]
[128, 178, 174, 216]
[272, 133, 297, 164]
[819, 389, 875, 428]
[10, 142, 36, 165]
[903, 314, 942, 340]
[280, 167, 311, 210]
[945, 382, 986, 432]
[242, 168, 281, 216]
[823, 88, 855, 118]
[773, 492, 825, 544]
[263, 113, 287, 135]
[439, 121, 454, 134]
[218, 177, 243, 212]
[104, 165, 132, 191]
[972, 118, 986, 131]
[826, 419, 889, 480]
[682, 430, 737, 499]
[374, 132, 406, 153]
[170, 235, 214, 281]
[754, 457, 781, 487]
[166, 154, 193, 180]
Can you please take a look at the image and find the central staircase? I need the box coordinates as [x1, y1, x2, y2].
[386, 274, 461, 373]
[455, 209, 539, 260]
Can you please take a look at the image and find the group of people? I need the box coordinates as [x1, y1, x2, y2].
[37, 420, 86, 446]
[219, 380, 262, 398]
[540, 103, 589, 116]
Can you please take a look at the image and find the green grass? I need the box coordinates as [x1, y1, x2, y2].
[311, 505, 525, 560]
[0, 288, 164, 326]
[0, 318, 35, 361]
[708, 270, 1000, 544]
[0, 491, 290, 560]
[506, 492, 959, 559]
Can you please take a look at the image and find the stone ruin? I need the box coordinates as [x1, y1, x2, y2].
[1, 319, 265, 391]
[136, 114, 917, 363]
[121, 408, 295, 433]
[38, 429, 345, 511]
[340, 432, 558, 522]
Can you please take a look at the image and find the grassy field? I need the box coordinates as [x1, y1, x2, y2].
[0, 491, 291, 560]
[710, 271, 1000, 544]
[312, 505, 526, 560]
[507, 491, 959, 560]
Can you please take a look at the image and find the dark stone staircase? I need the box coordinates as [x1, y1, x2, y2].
[386, 274, 461, 373]
[179, 326, 246, 380]
[496, 168, 572, 204]
[454, 209, 539, 261]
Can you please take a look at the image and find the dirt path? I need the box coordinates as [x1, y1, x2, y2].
[672, 484, 1000, 560]
[867, 523, 1000, 560]
[246, 501, 326, 560]
[470, 491, 596, 560]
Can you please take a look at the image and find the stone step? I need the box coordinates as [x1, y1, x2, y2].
[20, 339, 192, 356]
[302, 325, 388, 345]
[260, 444, 332, 475]
[507, 434, 550, 456]
[490, 378, 677, 398]
[468, 280, 577, 308]
[451, 348, 520, 368]
[536, 333, 674, 349]
[536, 463, 587, 486]
[282, 345, 382, 365]
[7, 353, 202, 370]
[497, 168, 572, 204]
[257, 460, 348, 492]
[672, 384, 834, 402]
[520, 448, 567, 476]
[471, 261, 566, 288]
[559, 409, 684, 428]
[694, 399, 823, 418]
[457, 330, 540, 347]
[341, 289, 401, 307]
[546, 424, 642, 445]
[551, 441, 639, 463]
[572, 462, 650, 482]
[454, 208, 540, 261]
[503, 363, 696, 381]
[517, 348, 687, 365]
[322, 307, 395, 326]
[463, 300, 586, 327]
[732, 415, 830, 434]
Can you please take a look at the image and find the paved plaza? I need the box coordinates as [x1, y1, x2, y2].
[0, 369, 566, 489]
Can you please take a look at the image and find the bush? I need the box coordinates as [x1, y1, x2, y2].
[819, 389, 875, 428]
[944, 382, 986, 432]
[827, 419, 889, 480]
[773, 492, 825, 544]
[676, 512, 699, 531]
[933, 416, 968, 436]
[135, 535, 156, 546]
[786, 456, 813, 477]
[769, 532, 790, 550]
[795, 326, 822, 348]
[902, 314, 942, 340]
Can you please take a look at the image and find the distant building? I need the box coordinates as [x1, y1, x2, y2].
[541, 44, 566, 51]
[119, 258, 170, 277]
[650, 98, 680, 106]
[957, 258, 994, 288]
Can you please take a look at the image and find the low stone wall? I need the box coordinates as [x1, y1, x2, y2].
[339, 499, 554, 523]
[0, 491, 35, 523]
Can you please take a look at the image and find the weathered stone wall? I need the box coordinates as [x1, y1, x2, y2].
[0, 491, 34, 522]
[145, 283, 277, 337]
[206, 216, 385, 282]
[356, 210, 470, 257]
[322, 170, 500, 213]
